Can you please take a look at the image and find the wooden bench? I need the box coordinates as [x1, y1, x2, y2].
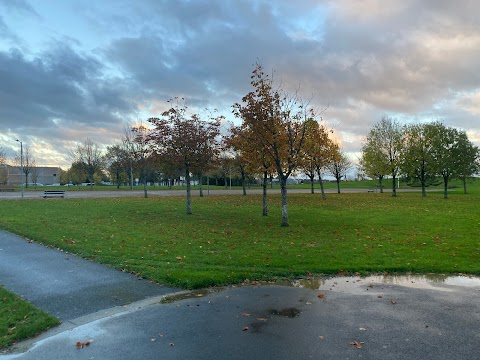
[43, 190, 65, 198]
[0, 185, 15, 192]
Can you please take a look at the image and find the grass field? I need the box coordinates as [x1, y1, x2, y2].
[0, 287, 59, 349]
[0, 184, 478, 289]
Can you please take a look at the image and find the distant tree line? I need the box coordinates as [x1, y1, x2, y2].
[360, 117, 480, 198]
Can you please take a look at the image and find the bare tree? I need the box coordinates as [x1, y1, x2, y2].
[71, 138, 104, 189]
[14, 144, 36, 188]
[0, 147, 7, 185]
[327, 150, 351, 194]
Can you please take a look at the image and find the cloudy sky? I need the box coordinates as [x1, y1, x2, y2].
[1, 0, 480, 168]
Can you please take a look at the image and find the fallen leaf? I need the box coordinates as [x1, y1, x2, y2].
[391, 300, 397, 304]
[169, 343, 175, 346]
[242, 326, 249, 331]
[319, 336, 324, 340]
[378, 295, 383, 298]
[359, 327, 367, 331]
[240, 312, 251, 317]
[350, 341, 363, 349]
[175, 256, 183, 260]
[318, 293, 326, 299]
[256, 317, 268, 321]
[75, 340, 93, 349]
[305, 301, 312, 305]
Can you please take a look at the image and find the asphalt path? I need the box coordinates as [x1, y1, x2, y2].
[0, 186, 422, 200]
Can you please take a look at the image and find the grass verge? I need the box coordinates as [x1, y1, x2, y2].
[0, 286, 59, 350]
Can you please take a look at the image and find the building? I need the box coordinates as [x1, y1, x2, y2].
[6, 165, 62, 185]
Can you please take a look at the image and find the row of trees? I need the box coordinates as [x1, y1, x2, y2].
[360, 117, 479, 198]
[66, 65, 345, 226]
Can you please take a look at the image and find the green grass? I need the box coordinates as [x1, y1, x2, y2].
[0, 188, 479, 289]
[0, 286, 59, 349]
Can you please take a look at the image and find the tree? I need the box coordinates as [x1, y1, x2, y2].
[300, 119, 337, 199]
[132, 124, 151, 198]
[14, 144, 36, 188]
[105, 143, 130, 188]
[148, 98, 222, 215]
[71, 139, 104, 189]
[401, 123, 436, 197]
[0, 147, 7, 185]
[363, 116, 403, 197]
[327, 149, 351, 193]
[360, 136, 390, 193]
[429, 123, 460, 199]
[227, 124, 275, 216]
[455, 130, 479, 194]
[233, 63, 313, 226]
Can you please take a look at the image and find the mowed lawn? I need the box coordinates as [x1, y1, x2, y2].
[0, 188, 479, 289]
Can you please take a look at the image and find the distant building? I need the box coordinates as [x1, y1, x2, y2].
[6, 165, 62, 185]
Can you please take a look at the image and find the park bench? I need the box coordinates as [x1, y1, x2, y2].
[43, 190, 65, 198]
[0, 185, 15, 192]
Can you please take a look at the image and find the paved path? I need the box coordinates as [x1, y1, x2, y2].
[0, 187, 424, 200]
[1, 230, 479, 359]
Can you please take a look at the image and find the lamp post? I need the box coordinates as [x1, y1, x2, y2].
[16, 139, 24, 199]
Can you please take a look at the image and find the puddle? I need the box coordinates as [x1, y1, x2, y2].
[160, 288, 218, 303]
[269, 307, 301, 318]
[292, 274, 480, 294]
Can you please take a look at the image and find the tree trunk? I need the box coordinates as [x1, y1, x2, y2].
[443, 175, 448, 199]
[421, 179, 426, 197]
[186, 167, 192, 214]
[462, 176, 467, 194]
[317, 171, 326, 200]
[392, 174, 397, 197]
[199, 174, 203, 197]
[242, 174, 247, 196]
[379, 176, 384, 193]
[129, 165, 133, 190]
[262, 171, 268, 216]
[280, 176, 289, 227]
[309, 175, 314, 194]
[336, 177, 341, 194]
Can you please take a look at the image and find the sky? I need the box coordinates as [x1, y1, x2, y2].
[1, 0, 480, 170]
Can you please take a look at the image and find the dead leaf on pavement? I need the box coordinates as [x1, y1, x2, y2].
[256, 317, 268, 321]
[318, 293, 326, 299]
[75, 340, 93, 349]
[350, 341, 363, 349]
[240, 312, 251, 317]
[242, 326, 249, 331]
[391, 300, 397, 304]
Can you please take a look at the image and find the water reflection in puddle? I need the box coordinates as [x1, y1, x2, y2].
[292, 274, 480, 293]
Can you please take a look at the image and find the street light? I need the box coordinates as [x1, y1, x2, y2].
[16, 139, 24, 199]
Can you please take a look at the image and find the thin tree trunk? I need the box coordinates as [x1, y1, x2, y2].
[262, 171, 268, 216]
[242, 174, 247, 196]
[186, 167, 192, 214]
[143, 167, 147, 198]
[130, 165, 133, 190]
[199, 173, 203, 197]
[379, 176, 384, 193]
[318, 172, 326, 200]
[336, 178, 341, 194]
[392, 174, 397, 197]
[443, 175, 448, 199]
[309, 175, 314, 194]
[280, 176, 289, 227]
[421, 179, 426, 197]
[463, 176, 467, 194]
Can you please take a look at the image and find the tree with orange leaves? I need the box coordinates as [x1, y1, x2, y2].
[233, 63, 314, 226]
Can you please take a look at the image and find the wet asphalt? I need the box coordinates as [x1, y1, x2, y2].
[1, 227, 479, 359]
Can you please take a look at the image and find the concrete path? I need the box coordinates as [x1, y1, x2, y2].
[1, 231, 479, 359]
